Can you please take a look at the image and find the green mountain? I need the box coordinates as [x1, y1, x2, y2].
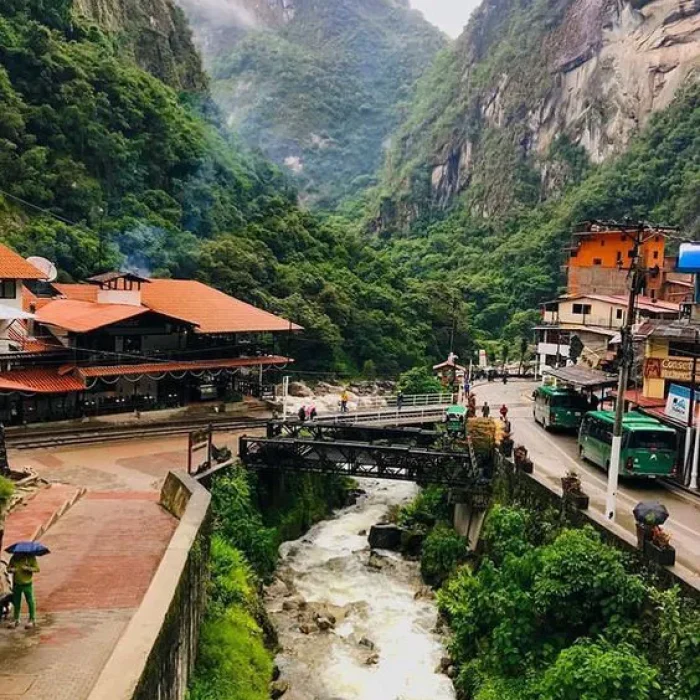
[364, 0, 700, 350]
[176, 0, 446, 207]
[0, 0, 463, 374]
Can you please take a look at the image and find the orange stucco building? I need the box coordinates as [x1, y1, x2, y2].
[567, 223, 670, 298]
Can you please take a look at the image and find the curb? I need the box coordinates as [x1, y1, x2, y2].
[31, 486, 88, 541]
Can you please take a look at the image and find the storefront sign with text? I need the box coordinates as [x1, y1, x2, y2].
[644, 357, 700, 383]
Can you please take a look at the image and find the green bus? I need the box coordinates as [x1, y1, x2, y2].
[533, 385, 590, 430]
[577, 411, 677, 478]
[443, 405, 468, 437]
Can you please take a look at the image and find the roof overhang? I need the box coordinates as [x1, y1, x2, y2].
[541, 365, 618, 389]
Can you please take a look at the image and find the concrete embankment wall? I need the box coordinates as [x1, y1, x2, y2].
[492, 454, 700, 599]
[88, 471, 212, 700]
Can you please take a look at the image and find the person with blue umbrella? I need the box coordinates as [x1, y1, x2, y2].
[5, 541, 49, 629]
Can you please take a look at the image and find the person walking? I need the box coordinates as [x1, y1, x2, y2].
[298, 405, 306, 422]
[7, 553, 39, 629]
[499, 404, 509, 421]
[397, 391, 404, 411]
[482, 402, 490, 418]
[340, 390, 349, 414]
[309, 405, 318, 421]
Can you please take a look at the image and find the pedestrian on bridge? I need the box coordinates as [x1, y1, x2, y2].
[298, 405, 307, 422]
[397, 391, 404, 411]
[482, 402, 490, 418]
[340, 390, 349, 413]
[499, 404, 509, 421]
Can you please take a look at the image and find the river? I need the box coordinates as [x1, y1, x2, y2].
[265, 480, 456, 700]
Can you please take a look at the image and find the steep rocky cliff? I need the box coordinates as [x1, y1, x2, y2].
[175, 0, 446, 205]
[379, 0, 700, 228]
[74, 0, 207, 90]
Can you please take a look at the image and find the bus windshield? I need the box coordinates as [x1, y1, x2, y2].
[550, 394, 589, 410]
[626, 430, 676, 451]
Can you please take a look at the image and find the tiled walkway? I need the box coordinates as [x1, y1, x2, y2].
[0, 437, 186, 699]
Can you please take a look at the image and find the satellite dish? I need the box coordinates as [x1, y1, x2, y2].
[27, 256, 58, 282]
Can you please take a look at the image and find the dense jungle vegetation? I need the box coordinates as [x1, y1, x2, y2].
[398, 492, 700, 700]
[0, 0, 467, 375]
[188, 468, 349, 700]
[3, 1, 700, 376]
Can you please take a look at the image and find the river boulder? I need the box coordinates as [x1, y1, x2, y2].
[368, 523, 403, 550]
[289, 381, 313, 397]
[271, 680, 289, 698]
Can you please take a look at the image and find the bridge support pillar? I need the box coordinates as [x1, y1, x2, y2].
[453, 502, 487, 550]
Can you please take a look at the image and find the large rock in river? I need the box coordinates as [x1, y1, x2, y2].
[368, 523, 403, 550]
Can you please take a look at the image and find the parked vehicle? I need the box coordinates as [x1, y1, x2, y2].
[443, 405, 468, 437]
[578, 411, 677, 478]
[532, 386, 590, 431]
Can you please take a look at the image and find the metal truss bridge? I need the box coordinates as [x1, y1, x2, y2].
[240, 423, 488, 489]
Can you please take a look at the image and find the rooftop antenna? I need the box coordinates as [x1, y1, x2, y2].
[26, 256, 58, 282]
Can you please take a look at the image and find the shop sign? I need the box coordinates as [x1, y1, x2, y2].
[644, 357, 700, 383]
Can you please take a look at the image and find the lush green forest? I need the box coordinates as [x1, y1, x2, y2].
[396, 489, 700, 700]
[371, 79, 700, 349]
[3, 0, 700, 376]
[188, 0, 446, 207]
[0, 0, 468, 375]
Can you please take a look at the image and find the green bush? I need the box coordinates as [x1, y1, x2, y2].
[188, 607, 272, 700]
[439, 507, 651, 693]
[397, 486, 450, 530]
[420, 524, 467, 587]
[0, 475, 13, 507]
[397, 366, 443, 395]
[188, 537, 272, 700]
[537, 641, 658, 700]
[210, 470, 279, 581]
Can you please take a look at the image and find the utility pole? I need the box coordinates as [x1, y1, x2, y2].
[606, 225, 644, 521]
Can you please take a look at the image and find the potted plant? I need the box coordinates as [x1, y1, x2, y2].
[560, 469, 589, 510]
[644, 526, 676, 566]
[633, 502, 669, 550]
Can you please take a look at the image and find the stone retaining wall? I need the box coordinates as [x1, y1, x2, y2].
[88, 471, 212, 700]
[494, 454, 700, 599]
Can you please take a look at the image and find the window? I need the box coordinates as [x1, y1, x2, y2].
[593, 258, 602, 265]
[616, 251, 623, 264]
[653, 250, 659, 260]
[601, 239, 605, 246]
[570, 250, 578, 258]
[572, 303, 592, 315]
[616, 309, 623, 320]
[0, 280, 16, 299]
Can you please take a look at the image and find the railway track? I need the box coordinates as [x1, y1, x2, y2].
[5, 405, 449, 451]
[5, 416, 269, 450]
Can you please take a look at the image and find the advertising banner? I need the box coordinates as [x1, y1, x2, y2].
[664, 383, 700, 423]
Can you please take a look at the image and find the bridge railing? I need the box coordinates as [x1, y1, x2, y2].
[318, 406, 446, 427]
[341, 392, 454, 412]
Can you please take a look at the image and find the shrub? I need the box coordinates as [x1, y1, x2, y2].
[421, 524, 467, 587]
[537, 640, 658, 700]
[397, 486, 450, 530]
[532, 528, 646, 637]
[0, 476, 13, 507]
[481, 504, 532, 563]
[397, 366, 443, 395]
[188, 607, 272, 700]
[210, 469, 279, 581]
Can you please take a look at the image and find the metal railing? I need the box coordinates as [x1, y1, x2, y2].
[317, 406, 447, 427]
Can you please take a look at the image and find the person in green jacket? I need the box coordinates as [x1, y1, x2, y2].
[7, 553, 39, 629]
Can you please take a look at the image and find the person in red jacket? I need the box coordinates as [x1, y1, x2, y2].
[499, 404, 509, 421]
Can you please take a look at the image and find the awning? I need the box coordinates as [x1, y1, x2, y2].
[542, 365, 618, 389]
[77, 355, 292, 379]
[612, 389, 666, 409]
[0, 368, 86, 394]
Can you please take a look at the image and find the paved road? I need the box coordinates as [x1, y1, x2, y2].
[473, 380, 700, 574]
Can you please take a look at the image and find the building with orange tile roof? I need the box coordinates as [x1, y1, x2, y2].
[0, 259, 300, 424]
